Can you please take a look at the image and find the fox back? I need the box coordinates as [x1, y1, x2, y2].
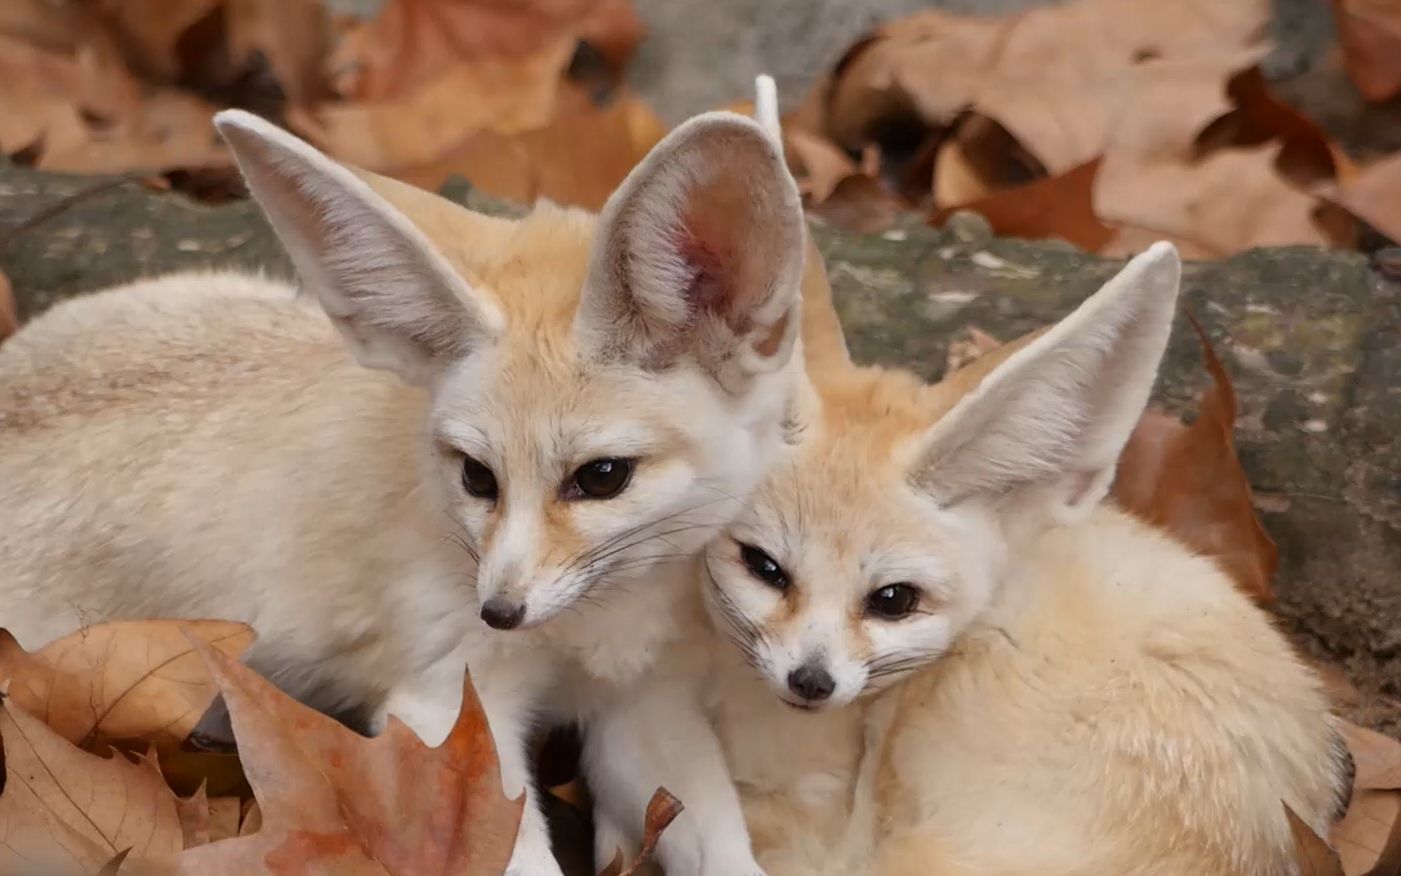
[699, 245, 1347, 875]
[869, 505, 1345, 876]
[0, 108, 807, 716]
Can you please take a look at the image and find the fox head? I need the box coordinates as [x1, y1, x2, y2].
[215, 108, 805, 631]
[705, 244, 1183, 709]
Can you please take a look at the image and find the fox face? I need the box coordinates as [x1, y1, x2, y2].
[705, 245, 1182, 710]
[215, 109, 805, 631]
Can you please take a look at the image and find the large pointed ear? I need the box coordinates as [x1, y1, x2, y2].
[575, 111, 805, 391]
[213, 110, 503, 386]
[915, 243, 1182, 522]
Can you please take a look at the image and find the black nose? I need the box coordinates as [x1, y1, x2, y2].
[480, 598, 526, 630]
[787, 664, 835, 701]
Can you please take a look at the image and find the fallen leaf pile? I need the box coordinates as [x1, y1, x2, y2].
[0, 0, 659, 208]
[0, 622, 678, 875]
[5, 0, 1401, 254]
[779, 0, 1401, 255]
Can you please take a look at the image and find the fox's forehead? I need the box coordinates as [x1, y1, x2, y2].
[434, 343, 691, 466]
[746, 366, 963, 558]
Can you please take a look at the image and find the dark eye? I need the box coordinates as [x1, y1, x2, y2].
[461, 456, 498, 499]
[739, 543, 788, 591]
[570, 458, 634, 499]
[866, 584, 920, 619]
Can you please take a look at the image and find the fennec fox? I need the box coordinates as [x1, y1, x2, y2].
[0, 106, 804, 873]
[593, 245, 1349, 875]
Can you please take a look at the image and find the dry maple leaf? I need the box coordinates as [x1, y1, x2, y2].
[821, 0, 1270, 168]
[1333, 721, 1401, 875]
[596, 788, 683, 876]
[1096, 142, 1340, 259]
[177, 637, 524, 876]
[388, 85, 665, 210]
[0, 620, 253, 752]
[1346, 722, 1401, 793]
[291, 39, 574, 170]
[1331, 0, 1401, 103]
[226, 0, 334, 105]
[0, 697, 184, 875]
[1326, 152, 1401, 246]
[328, 0, 642, 102]
[1089, 55, 1346, 258]
[1290, 803, 1348, 876]
[931, 158, 1112, 252]
[88, 0, 223, 82]
[1112, 315, 1278, 602]
[0, 33, 228, 175]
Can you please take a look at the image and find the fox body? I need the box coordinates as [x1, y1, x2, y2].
[593, 246, 1348, 876]
[0, 104, 805, 874]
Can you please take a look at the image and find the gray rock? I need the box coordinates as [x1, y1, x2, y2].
[2, 163, 1398, 730]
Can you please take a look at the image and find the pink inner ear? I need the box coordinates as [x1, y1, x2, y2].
[674, 216, 732, 318]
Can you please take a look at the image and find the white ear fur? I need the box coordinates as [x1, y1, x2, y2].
[916, 242, 1183, 521]
[576, 110, 805, 390]
[214, 110, 503, 386]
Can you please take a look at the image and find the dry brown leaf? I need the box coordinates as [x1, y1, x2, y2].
[176, 639, 523, 875]
[0, 0, 112, 53]
[175, 785, 212, 850]
[1112, 316, 1278, 603]
[1328, 152, 1401, 245]
[206, 796, 242, 844]
[97, 849, 133, 876]
[1345, 723, 1401, 792]
[1083, 53, 1343, 258]
[596, 788, 683, 876]
[0, 621, 254, 752]
[1290, 803, 1348, 876]
[1360, 802, 1401, 876]
[932, 139, 991, 207]
[1215, 67, 1357, 186]
[239, 800, 262, 837]
[0, 698, 183, 874]
[1097, 143, 1337, 259]
[1336, 790, 1401, 875]
[807, 173, 905, 235]
[292, 39, 572, 170]
[0, 34, 228, 175]
[932, 158, 1112, 252]
[1331, 0, 1401, 102]
[392, 86, 665, 210]
[92, 0, 223, 81]
[226, 0, 333, 105]
[780, 129, 905, 233]
[157, 748, 251, 800]
[329, 0, 642, 101]
[786, 128, 860, 204]
[0, 268, 16, 343]
[822, 0, 1269, 169]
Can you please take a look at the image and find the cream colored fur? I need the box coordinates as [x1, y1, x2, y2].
[0, 103, 806, 876]
[596, 246, 1348, 876]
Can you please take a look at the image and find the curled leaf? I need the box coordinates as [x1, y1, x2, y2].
[1112, 315, 1278, 602]
[177, 638, 524, 875]
[0, 621, 254, 752]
